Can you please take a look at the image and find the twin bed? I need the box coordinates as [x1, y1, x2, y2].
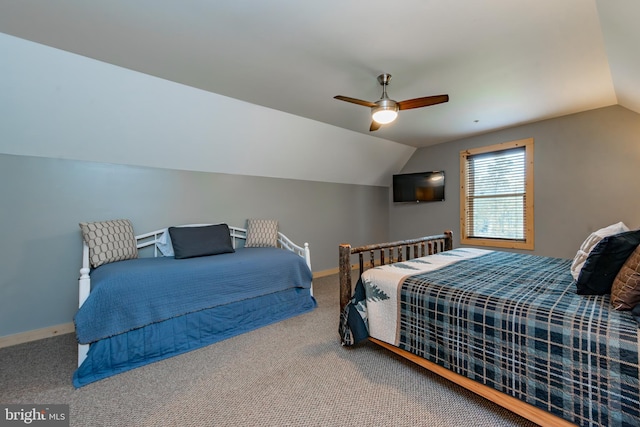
[339, 231, 640, 427]
[74, 220, 315, 387]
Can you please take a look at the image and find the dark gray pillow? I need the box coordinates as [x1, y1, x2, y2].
[632, 304, 640, 326]
[168, 224, 235, 259]
[576, 229, 640, 295]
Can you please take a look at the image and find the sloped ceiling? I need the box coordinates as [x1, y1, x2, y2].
[596, 1, 640, 114]
[0, 0, 638, 149]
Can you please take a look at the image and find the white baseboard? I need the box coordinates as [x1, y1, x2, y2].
[0, 322, 75, 349]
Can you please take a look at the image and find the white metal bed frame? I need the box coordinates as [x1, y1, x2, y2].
[78, 225, 312, 366]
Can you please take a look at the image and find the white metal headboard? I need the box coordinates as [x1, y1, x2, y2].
[132, 225, 310, 265]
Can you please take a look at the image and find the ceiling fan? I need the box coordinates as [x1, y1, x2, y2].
[334, 73, 449, 131]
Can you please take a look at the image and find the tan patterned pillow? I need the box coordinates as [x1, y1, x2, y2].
[79, 219, 138, 268]
[611, 244, 640, 310]
[245, 219, 279, 248]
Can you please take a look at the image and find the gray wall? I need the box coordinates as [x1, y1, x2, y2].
[0, 154, 389, 337]
[390, 105, 640, 259]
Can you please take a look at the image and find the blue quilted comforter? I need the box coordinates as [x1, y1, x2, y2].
[75, 247, 312, 344]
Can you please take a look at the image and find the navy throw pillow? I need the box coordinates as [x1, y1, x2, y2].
[168, 224, 235, 259]
[576, 229, 640, 295]
[632, 304, 640, 326]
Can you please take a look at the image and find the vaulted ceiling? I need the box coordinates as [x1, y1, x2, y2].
[1, 0, 638, 148]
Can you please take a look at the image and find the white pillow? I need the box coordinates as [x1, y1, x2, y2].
[570, 222, 629, 280]
[156, 228, 174, 256]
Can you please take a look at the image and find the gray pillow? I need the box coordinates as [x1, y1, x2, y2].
[79, 219, 138, 268]
[245, 219, 279, 248]
[168, 224, 235, 259]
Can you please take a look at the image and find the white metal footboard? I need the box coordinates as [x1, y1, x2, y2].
[78, 225, 311, 367]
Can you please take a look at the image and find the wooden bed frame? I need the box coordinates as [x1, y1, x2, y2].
[78, 224, 311, 367]
[338, 231, 576, 427]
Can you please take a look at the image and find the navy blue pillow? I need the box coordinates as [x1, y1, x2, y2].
[576, 229, 640, 295]
[168, 224, 235, 259]
[632, 304, 640, 326]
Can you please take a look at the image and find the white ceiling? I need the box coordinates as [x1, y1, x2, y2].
[1, 0, 638, 148]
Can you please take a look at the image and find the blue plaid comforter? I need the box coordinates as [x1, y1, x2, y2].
[340, 250, 640, 427]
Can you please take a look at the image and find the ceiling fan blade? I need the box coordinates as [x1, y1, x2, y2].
[334, 95, 377, 108]
[397, 94, 449, 110]
[369, 121, 381, 132]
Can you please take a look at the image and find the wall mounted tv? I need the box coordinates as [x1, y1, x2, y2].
[392, 171, 445, 203]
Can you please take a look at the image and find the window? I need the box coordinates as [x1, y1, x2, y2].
[460, 138, 534, 250]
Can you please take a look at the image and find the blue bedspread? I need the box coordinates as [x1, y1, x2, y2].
[75, 247, 312, 344]
[73, 285, 315, 387]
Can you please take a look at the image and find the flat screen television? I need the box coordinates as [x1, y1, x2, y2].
[392, 171, 445, 203]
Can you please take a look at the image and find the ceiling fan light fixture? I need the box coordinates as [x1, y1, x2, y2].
[371, 101, 399, 124]
[334, 73, 448, 131]
[372, 108, 398, 124]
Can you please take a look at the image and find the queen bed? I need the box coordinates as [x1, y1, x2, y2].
[338, 231, 640, 427]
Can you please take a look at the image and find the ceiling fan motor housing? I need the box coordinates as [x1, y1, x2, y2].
[371, 73, 399, 124]
[377, 73, 392, 86]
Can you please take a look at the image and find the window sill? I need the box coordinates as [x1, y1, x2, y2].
[460, 236, 534, 251]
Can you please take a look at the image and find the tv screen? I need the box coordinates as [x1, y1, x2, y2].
[393, 171, 445, 203]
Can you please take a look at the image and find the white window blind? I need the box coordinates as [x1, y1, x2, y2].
[464, 146, 527, 241]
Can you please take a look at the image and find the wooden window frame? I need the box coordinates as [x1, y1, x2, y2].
[460, 138, 534, 250]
